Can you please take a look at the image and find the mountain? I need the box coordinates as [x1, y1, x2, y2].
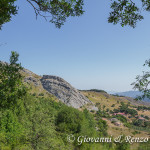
[115, 91, 150, 102]
[22, 68, 92, 108]
[115, 91, 142, 98]
[40, 75, 92, 108]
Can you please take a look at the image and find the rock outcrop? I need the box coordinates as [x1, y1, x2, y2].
[0, 61, 92, 108]
[40, 75, 92, 108]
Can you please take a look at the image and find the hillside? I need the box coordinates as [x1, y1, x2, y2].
[22, 68, 92, 108]
[0, 58, 150, 150]
[0, 59, 111, 150]
[81, 90, 150, 149]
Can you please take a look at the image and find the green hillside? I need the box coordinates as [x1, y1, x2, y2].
[0, 52, 149, 150]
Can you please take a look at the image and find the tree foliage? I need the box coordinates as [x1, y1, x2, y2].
[0, 51, 27, 109]
[0, 0, 17, 29]
[56, 106, 83, 133]
[0, 0, 84, 29]
[1, 0, 150, 29]
[132, 59, 150, 100]
[108, 0, 143, 28]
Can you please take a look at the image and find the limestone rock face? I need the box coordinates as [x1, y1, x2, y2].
[40, 75, 92, 108]
[0, 61, 92, 108]
[24, 76, 41, 86]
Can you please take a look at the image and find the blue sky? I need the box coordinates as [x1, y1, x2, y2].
[0, 0, 150, 92]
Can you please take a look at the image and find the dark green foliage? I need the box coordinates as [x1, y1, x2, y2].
[32, 92, 36, 96]
[132, 130, 141, 135]
[113, 109, 119, 113]
[132, 119, 144, 127]
[111, 94, 126, 98]
[106, 108, 109, 112]
[111, 104, 115, 107]
[113, 114, 127, 123]
[116, 102, 138, 116]
[138, 139, 150, 150]
[0, 51, 27, 109]
[137, 106, 150, 111]
[0, 0, 17, 29]
[38, 93, 44, 96]
[115, 135, 130, 150]
[2, 0, 150, 29]
[86, 89, 107, 93]
[96, 107, 110, 118]
[144, 116, 149, 120]
[0, 0, 84, 29]
[26, 0, 84, 28]
[108, 0, 150, 28]
[56, 106, 83, 133]
[132, 59, 150, 100]
[97, 119, 108, 136]
[108, 0, 143, 28]
[144, 121, 150, 127]
[109, 0, 150, 28]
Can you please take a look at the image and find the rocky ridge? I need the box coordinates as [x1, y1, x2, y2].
[0, 61, 92, 108]
[21, 68, 92, 108]
[40, 75, 92, 108]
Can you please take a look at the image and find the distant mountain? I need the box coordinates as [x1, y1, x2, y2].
[115, 91, 150, 102]
[115, 91, 142, 98]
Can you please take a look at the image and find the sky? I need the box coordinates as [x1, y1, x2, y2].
[1, 0, 150, 92]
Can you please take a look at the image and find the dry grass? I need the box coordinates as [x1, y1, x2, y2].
[81, 91, 150, 150]
[81, 91, 129, 111]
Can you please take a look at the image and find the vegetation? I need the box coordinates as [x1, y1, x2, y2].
[86, 89, 107, 93]
[115, 135, 130, 150]
[138, 140, 150, 150]
[0, 52, 27, 109]
[1, 0, 150, 29]
[0, 52, 112, 149]
[112, 114, 127, 123]
[137, 106, 150, 111]
[114, 102, 138, 116]
[111, 104, 115, 107]
[0, 0, 84, 29]
[0, 52, 149, 149]
[132, 59, 150, 100]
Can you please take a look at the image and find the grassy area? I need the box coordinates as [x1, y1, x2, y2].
[81, 91, 129, 111]
[81, 90, 150, 150]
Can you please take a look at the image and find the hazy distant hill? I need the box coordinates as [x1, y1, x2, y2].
[115, 91, 150, 102]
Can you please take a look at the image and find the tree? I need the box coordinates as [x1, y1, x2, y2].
[0, 0, 84, 29]
[1, 0, 150, 30]
[115, 135, 130, 150]
[108, 0, 143, 28]
[132, 59, 150, 100]
[0, 0, 17, 30]
[56, 106, 83, 133]
[0, 51, 27, 109]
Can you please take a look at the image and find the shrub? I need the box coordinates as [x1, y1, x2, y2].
[56, 106, 83, 133]
[38, 93, 44, 96]
[111, 104, 115, 107]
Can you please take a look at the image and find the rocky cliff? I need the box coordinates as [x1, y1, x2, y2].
[0, 61, 92, 108]
[40, 75, 92, 108]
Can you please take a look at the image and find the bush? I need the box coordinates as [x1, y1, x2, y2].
[38, 93, 44, 96]
[114, 114, 127, 123]
[111, 104, 115, 107]
[56, 106, 83, 133]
